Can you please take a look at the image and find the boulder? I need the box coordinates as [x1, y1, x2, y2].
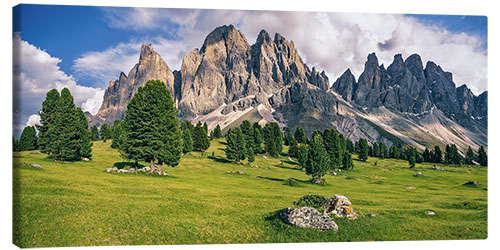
[280, 207, 338, 231]
[128, 169, 136, 174]
[414, 172, 423, 177]
[31, 163, 42, 169]
[463, 180, 480, 186]
[81, 157, 90, 161]
[365, 213, 377, 218]
[322, 195, 359, 219]
[117, 169, 129, 173]
[425, 210, 436, 216]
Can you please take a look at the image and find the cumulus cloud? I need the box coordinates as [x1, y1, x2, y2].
[13, 33, 105, 134]
[84, 8, 486, 95]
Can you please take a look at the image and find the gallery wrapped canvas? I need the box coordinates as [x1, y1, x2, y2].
[12, 2, 487, 248]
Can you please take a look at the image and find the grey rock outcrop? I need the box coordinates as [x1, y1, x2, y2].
[280, 206, 338, 231]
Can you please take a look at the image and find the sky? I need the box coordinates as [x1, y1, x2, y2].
[12, 4, 488, 137]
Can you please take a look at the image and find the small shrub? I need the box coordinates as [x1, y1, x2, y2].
[293, 194, 329, 211]
[284, 178, 299, 187]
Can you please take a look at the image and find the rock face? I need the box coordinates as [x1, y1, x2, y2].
[92, 24, 487, 152]
[280, 206, 338, 231]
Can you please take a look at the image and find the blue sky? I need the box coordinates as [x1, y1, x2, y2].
[12, 4, 488, 137]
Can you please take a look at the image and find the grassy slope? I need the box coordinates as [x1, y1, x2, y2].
[13, 140, 487, 247]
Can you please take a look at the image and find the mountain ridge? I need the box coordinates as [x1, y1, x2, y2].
[91, 24, 487, 152]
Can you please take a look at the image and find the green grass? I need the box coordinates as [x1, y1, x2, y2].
[12, 140, 487, 247]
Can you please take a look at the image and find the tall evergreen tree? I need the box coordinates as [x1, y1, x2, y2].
[203, 122, 208, 135]
[345, 138, 354, 153]
[450, 144, 461, 165]
[288, 137, 299, 158]
[225, 128, 246, 163]
[90, 125, 99, 141]
[213, 124, 222, 138]
[283, 127, 293, 146]
[373, 143, 380, 158]
[240, 120, 255, 154]
[356, 138, 369, 161]
[465, 146, 475, 165]
[247, 148, 255, 163]
[297, 144, 309, 168]
[100, 123, 112, 142]
[76, 107, 93, 159]
[19, 126, 37, 151]
[294, 127, 307, 144]
[408, 147, 416, 168]
[13, 136, 20, 152]
[433, 146, 443, 163]
[252, 124, 264, 154]
[193, 121, 210, 153]
[36, 89, 60, 154]
[342, 151, 354, 170]
[379, 142, 387, 158]
[263, 122, 283, 157]
[305, 134, 330, 182]
[111, 120, 125, 149]
[423, 147, 432, 162]
[182, 129, 193, 153]
[477, 146, 487, 166]
[122, 80, 182, 171]
[323, 128, 342, 168]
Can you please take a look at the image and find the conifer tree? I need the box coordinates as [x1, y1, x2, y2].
[247, 148, 255, 163]
[122, 80, 182, 171]
[379, 142, 387, 158]
[342, 151, 354, 170]
[225, 128, 246, 163]
[90, 125, 99, 141]
[240, 120, 255, 154]
[111, 120, 125, 149]
[19, 126, 37, 151]
[263, 122, 283, 157]
[283, 127, 293, 146]
[323, 128, 342, 168]
[37, 89, 60, 154]
[13, 136, 20, 152]
[203, 122, 208, 135]
[288, 137, 299, 158]
[182, 129, 193, 153]
[465, 146, 475, 165]
[373, 142, 380, 158]
[477, 146, 487, 166]
[100, 123, 112, 142]
[408, 147, 416, 168]
[356, 138, 369, 161]
[252, 123, 264, 154]
[305, 134, 330, 183]
[433, 145, 443, 163]
[213, 124, 222, 138]
[76, 107, 93, 159]
[297, 144, 309, 168]
[294, 127, 307, 144]
[345, 138, 354, 153]
[193, 121, 210, 153]
[423, 147, 432, 162]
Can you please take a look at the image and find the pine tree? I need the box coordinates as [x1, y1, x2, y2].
[345, 138, 354, 153]
[305, 134, 330, 183]
[373, 143, 380, 158]
[76, 107, 93, 159]
[408, 147, 416, 168]
[225, 128, 246, 163]
[36, 89, 60, 154]
[323, 128, 342, 168]
[100, 123, 112, 142]
[111, 120, 125, 149]
[342, 151, 354, 170]
[450, 144, 461, 165]
[240, 120, 255, 153]
[122, 80, 182, 171]
[90, 125, 99, 141]
[379, 142, 387, 158]
[297, 144, 309, 168]
[263, 122, 283, 157]
[433, 146, 442, 163]
[357, 138, 369, 161]
[423, 147, 432, 162]
[182, 129, 193, 153]
[477, 146, 487, 166]
[193, 121, 210, 153]
[283, 127, 293, 146]
[19, 126, 37, 151]
[247, 148, 255, 163]
[213, 124, 222, 138]
[203, 122, 208, 135]
[294, 127, 307, 144]
[252, 124, 264, 154]
[13, 136, 20, 152]
[465, 146, 475, 165]
[288, 137, 299, 158]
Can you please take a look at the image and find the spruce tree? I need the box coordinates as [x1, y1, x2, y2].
[76, 107, 92, 159]
[345, 138, 354, 153]
[36, 89, 60, 154]
[323, 128, 342, 168]
[100, 123, 111, 142]
[19, 126, 37, 151]
[203, 122, 208, 135]
[283, 127, 293, 146]
[193, 121, 210, 153]
[305, 134, 330, 183]
[225, 128, 246, 163]
[90, 125, 99, 141]
[373, 143, 380, 158]
[111, 120, 125, 149]
[294, 127, 307, 144]
[240, 120, 254, 153]
[423, 147, 431, 162]
[247, 148, 255, 163]
[252, 124, 264, 154]
[477, 146, 487, 166]
[297, 144, 309, 168]
[357, 138, 369, 161]
[433, 146, 442, 163]
[465, 146, 475, 165]
[408, 147, 416, 168]
[379, 142, 387, 158]
[342, 151, 354, 170]
[288, 137, 299, 158]
[122, 80, 182, 170]
[52, 88, 83, 161]
[13, 136, 20, 152]
[182, 129, 193, 153]
[213, 124, 222, 138]
[444, 144, 452, 164]
[263, 122, 283, 157]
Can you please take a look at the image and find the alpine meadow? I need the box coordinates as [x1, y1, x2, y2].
[12, 5, 488, 248]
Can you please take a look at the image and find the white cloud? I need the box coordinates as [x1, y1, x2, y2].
[13, 33, 104, 131]
[93, 8, 486, 95]
[26, 114, 41, 127]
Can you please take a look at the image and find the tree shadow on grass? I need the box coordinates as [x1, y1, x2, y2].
[282, 160, 299, 166]
[219, 141, 227, 146]
[273, 164, 302, 171]
[207, 156, 233, 164]
[113, 162, 145, 169]
[257, 176, 285, 182]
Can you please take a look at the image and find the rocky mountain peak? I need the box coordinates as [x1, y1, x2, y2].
[139, 43, 155, 61]
[256, 29, 272, 45]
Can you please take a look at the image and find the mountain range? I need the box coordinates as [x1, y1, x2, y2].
[91, 24, 487, 152]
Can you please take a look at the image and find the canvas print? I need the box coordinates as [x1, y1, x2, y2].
[12, 4, 488, 248]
